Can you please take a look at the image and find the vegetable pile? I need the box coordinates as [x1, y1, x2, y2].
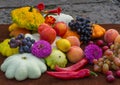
[0, 2, 120, 83]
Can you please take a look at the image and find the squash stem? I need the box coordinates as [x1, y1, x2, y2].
[29, 6, 33, 12]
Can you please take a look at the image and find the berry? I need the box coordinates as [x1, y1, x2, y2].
[102, 46, 109, 51]
[19, 46, 24, 53]
[96, 40, 104, 47]
[22, 39, 27, 45]
[106, 74, 115, 82]
[26, 37, 31, 41]
[106, 71, 113, 76]
[116, 70, 120, 77]
[23, 45, 30, 52]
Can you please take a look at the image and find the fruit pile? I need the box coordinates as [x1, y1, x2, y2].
[0, 2, 120, 83]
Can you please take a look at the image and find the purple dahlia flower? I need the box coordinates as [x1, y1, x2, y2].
[84, 44, 103, 63]
[31, 40, 52, 58]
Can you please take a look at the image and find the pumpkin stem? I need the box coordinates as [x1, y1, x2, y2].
[29, 6, 33, 12]
[22, 57, 27, 60]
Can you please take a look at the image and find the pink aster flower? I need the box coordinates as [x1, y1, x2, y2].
[84, 44, 103, 63]
[31, 40, 52, 58]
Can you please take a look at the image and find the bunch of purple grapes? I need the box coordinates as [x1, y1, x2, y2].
[8, 33, 35, 53]
[68, 16, 92, 43]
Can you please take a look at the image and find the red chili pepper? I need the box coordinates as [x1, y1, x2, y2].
[55, 58, 88, 71]
[47, 69, 97, 80]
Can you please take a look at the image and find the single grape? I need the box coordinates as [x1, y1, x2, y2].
[104, 49, 113, 57]
[98, 61, 103, 67]
[93, 59, 98, 64]
[10, 38, 16, 43]
[25, 37, 31, 41]
[16, 33, 24, 39]
[106, 74, 115, 82]
[102, 63, 109, 74]
[27, 48, 31, 53]
[22, 39, 27, 45]
[27, 41, 32, 47]
[23, 45, 30, 52]
[19, 46, 24, 53]
[16, 40, 22, 46]
[113, 57, 120, 66]
[94, 64, 101, 72]
[111, 62, 120, 70]
[9, 43, 18, 48]
[85, 19, 90, 23]
[31, 39, 35, 44]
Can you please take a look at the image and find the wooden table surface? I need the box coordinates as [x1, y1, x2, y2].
[0, 24, 120, 85]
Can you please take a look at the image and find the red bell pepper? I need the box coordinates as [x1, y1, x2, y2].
[47, 69, 97, 80]
[55, 58, 88, 71]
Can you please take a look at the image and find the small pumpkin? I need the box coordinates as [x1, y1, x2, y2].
[0, 39, 18, 57]
[11, 6, 45, 31]
[8, 23, 20, 32]
[1, 53, 47, 81]
[10, 28, 31, 37]
[92, 24, 106, 39]
[62, 29, 80, 39]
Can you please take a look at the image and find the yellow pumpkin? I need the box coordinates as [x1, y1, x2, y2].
[11, 6, 45, 31]
[0, 39, 18, 57]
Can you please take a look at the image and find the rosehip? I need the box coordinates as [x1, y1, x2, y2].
[106, 75, 115, 82]
[96, 40, 104, 47]
[102, 46, 109, 51]
[116, 70, 120, 78]
[106, 71, 113, 76]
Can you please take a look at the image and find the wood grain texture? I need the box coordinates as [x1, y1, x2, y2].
[0, 24, 120, 85]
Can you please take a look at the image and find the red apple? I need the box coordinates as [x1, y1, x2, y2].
[40, 28, 56, 44]
[38, 23, 52, 34]
[53, 22, 68, 37]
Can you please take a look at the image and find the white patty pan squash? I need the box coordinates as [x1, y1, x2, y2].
[0, 53, 47, 81]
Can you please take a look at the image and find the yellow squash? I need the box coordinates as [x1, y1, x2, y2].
[11, 6, 45, 31]
[0, 39, 18, 57]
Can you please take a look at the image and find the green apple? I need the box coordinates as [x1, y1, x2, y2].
[45, 49, 67, 70]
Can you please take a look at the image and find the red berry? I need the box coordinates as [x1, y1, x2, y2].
[102, 46, 109, 51]
[106, 71, 113, 76]
[89, 41, 94, 44]
[106, 74, 115, 82]
[96, 40, 104, 47]
[108, 42, 113, 47]
[104, 49, 113, 56]
[116, 70, 120, 78]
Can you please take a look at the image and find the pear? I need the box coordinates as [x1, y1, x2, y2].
[45, 49, 67, 70]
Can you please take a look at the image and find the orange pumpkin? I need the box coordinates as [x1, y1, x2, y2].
[62, 29, 80, 39]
